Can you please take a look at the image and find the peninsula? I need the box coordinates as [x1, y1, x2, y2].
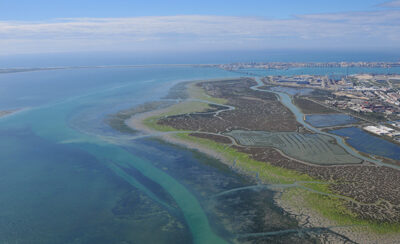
[112, 76, 400, 243]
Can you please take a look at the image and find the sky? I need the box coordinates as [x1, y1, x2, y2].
[1, 0, 400, 55]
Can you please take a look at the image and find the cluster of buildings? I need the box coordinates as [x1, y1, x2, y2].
[218, 62, 400, 143]
[374, 90, 400, 106]
[265, 72, 400, 143]
[263, 73, 400, 119]
[324, 81, 400, 118]
[218, 62, 400, 71]
[268, 75, 350, 89]
[389, 121, 400, 129]
[326, 92, 400, 116]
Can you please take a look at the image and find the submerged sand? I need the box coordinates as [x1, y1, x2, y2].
[0, 110, 14, 117]
[0, 109, 21, 119]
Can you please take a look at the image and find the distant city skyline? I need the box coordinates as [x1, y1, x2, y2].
[1, 0, 400, 55]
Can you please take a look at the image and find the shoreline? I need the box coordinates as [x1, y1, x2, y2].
[124, 79, 400, 243]
[127, 109, 232, 167]
[127, 105, 362, 243]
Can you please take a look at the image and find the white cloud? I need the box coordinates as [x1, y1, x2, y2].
[1, 11, 400, 55]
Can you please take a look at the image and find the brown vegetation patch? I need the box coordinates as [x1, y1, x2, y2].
[232, 146, 400, 223]
[189, 133, 232, 144]
[293, 97, 336, 114]
[155, 77, 400, 224]
[158, 78, 302, 132]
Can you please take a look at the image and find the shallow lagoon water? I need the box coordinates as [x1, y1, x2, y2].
[330, 127, 400, 161]
[0, 65, 393, 243]
[0, 66, 348, 244]
[0, 66, 243, 243]
[305, 114, 359, 128]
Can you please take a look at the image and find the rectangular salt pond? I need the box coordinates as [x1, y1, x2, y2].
[330, 127, 400, 161]
[305, 114, 359, 127]
[225, 130, 362, 165]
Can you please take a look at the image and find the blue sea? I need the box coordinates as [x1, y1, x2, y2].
[1, 50, 400, 68]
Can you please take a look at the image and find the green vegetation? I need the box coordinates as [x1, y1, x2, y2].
[226, 130, 362, 165]
[143, 101, 211, 132]
[138, 80, 400, 235]
[142, 116, 177, 132]
[174, 133, 317, 185]
[141, 82, 226, 132]
[187, 83, 228, 104]
[172, 133, 400, 234]
[107, 101, 174, 133]
[161, 101, 211, 117]
[284, 188, 400, 234]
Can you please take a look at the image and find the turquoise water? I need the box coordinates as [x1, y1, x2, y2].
[305, 114, 359, 127]
[330, 127, 400, 161]
[2, 65, 397, 243]
[0, 66, 243, 243]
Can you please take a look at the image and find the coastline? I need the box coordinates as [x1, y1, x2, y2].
[124, 79, 400, 243]
[127, 109, 232, 167]
[127, 105, 361, 243]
